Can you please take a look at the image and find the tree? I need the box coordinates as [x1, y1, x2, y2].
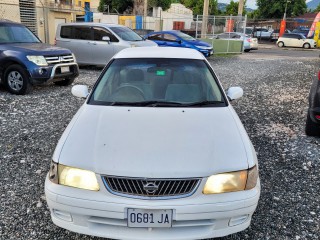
[181, 0, 218, 15]
[149, 0, 172, 11]
[98, 0, 133, 13]
[256, 0, 307, 19]
[225, 0, 247, 16]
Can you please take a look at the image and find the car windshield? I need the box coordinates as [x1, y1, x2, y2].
[175, 32, 196, 41]
[0, 25, 40, 43]
[89, 58, 225, 107]
[109, 27, 143, 41]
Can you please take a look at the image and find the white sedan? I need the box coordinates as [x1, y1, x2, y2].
[45, 47, 260, 240]
[277, 33, 316, 49]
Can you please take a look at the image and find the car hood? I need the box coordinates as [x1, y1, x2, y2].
[129, 40, 158, 47]
[55, 105, 253, 178]
[6, 43, 71, 55]
[185, 40, 211, 47]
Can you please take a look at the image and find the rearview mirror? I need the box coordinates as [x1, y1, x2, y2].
[72, 85, 89, 98]
[102, 36, 110, 42]
[227, 87, 243, 101]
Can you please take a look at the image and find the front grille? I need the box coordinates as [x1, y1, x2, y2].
[45, 55, 74, 64]
[103, 176, 201, 199]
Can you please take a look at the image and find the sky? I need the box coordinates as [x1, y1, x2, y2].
[218, 0, 312, 10]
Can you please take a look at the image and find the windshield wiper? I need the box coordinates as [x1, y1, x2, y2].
[108, 101, 224, 107]
[108, 101, 183, 107]
[179, 101, 225, 107]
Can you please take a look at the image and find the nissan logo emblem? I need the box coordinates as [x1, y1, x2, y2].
[143, 182, 159, 194]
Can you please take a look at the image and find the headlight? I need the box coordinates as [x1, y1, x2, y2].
[26, 55, 48, 66]
[48, 161, 99, 191]
[195, 46, 211, 50]
[203, 166, 258, 194]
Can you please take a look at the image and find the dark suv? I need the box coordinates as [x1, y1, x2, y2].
[0, 19, 79, 95]
[306, 71, 320, 136]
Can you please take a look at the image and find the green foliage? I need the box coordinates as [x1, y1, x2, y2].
[225, 0, 246, 16]
[149, 0, 172, 11]
[98, 0, 133, 13]
[181, 0, 218, 15]
[256, 0, 307, 18]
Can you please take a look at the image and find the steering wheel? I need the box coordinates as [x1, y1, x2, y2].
[112, 85, 145, 101]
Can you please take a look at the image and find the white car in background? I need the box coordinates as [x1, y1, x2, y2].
[277, 33, 316, 49]
[216, 32, 258, 52]
[45, 47, 260, 240]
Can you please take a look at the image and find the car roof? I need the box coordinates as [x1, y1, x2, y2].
[147, 30, 181, 35]
[0, 19, 21, 26]
[59, 22, 126, 28]
[114, 47, 205, 60]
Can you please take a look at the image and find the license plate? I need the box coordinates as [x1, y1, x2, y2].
[61, 66, 70, 73]
[127, 208, 172, 228]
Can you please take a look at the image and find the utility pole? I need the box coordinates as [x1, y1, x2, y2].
[144, 0, 148, 29]
[201, 0, 209, 38]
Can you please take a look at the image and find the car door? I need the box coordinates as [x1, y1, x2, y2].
[162, 34, 181, 47]
[57, 25, 92, 65]
[91, 27, 116, 66]
[291, 34, 302, 47]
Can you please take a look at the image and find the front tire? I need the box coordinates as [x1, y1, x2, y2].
[303, 43, 311, 49]
[244, 49, 250, 52]
[305, 113, 320, 136]
[277, 41, 284, 48]
[54, 78, 75, 86]
[4, 64, 32, 95]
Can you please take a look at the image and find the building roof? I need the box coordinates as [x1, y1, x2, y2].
[114, 47, 205, 60]
[295, 12, 318, 19]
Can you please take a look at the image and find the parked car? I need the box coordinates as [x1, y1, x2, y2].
[306, 70, 320, 136]
[277, 33, 316, 49]
[216, 32, 258, 52]
[45, 47, 260, 239]
[292, 27, 310, 38]
[55, 23, 157, 66]
[144, 30, 213, 57]
[0, 19, 79, 95]
[270, 29, 291, 41]
[252, 28, 273, 39]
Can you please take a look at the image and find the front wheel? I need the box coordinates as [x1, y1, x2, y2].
[305, 113, 320, 136]
[4, 64, 32, 95]
[303, 43, 311, 49]
[54, 78, 75, 86]
[244, 49, 250, 52]
[277, 41, 284, 48]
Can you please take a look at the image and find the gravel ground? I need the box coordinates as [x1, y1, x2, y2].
[0, 54, 319, 240]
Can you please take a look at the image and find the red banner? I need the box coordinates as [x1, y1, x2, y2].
[279, 20, 286, 37]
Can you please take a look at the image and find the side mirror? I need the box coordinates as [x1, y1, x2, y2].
[102, 36, 110, 42]
[227, 87, 243, 101]
[72, 85, 89, 98]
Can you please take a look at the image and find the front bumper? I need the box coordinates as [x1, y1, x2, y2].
[29, 63, 79, 85]
[45, 175, 260, 240]
[197, 48, 214, 57]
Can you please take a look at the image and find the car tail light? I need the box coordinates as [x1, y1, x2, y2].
[247, 38, 252, 42]
[316, 115, 320, 120]
[318, 70, 320, 80]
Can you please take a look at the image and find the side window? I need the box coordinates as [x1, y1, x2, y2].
[60, 26, 73, 39]
[163, 34, 178, 42]
[93, 27, 119, 42]
[147, 34, 162, 41]
[74, 26, 92, 40]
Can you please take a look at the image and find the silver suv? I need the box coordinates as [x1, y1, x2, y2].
[55, 23, 157, 66]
